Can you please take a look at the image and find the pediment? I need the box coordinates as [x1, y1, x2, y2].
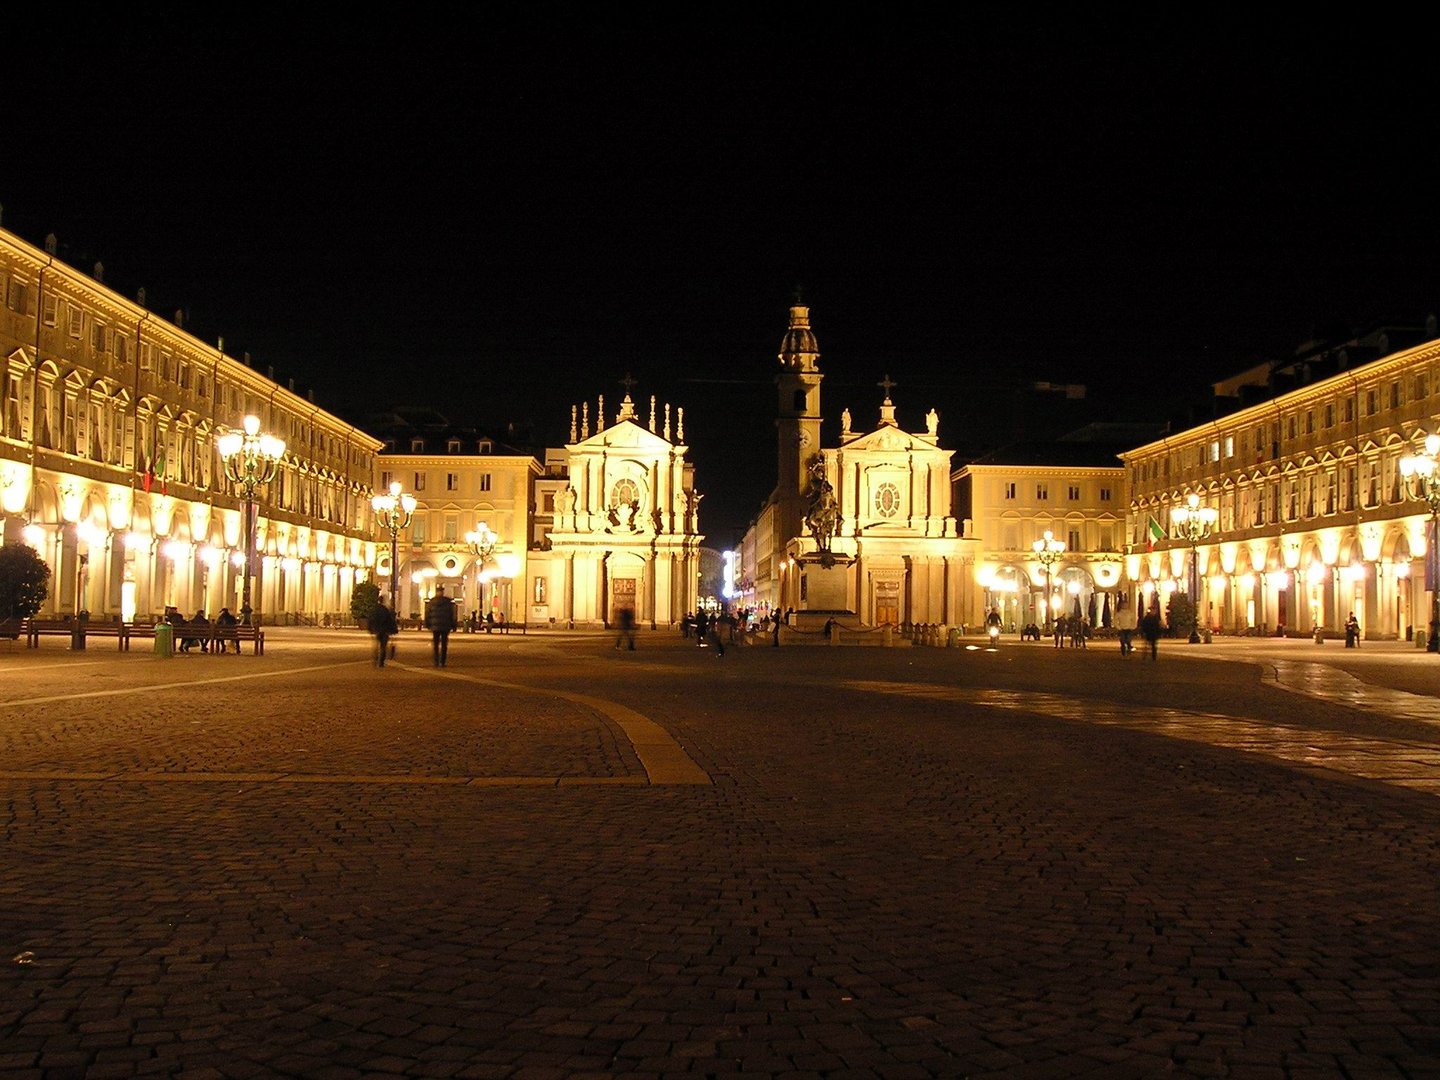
[841, 426, 936, 454]
[574, 418, 676, 454]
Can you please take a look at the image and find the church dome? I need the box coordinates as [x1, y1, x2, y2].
[778, 304, 820, 371]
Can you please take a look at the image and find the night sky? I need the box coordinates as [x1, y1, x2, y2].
[6, 14, 1439, 543]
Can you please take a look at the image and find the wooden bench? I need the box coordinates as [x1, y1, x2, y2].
[209, 624, 265, 655]
[23, 618, 82, 648]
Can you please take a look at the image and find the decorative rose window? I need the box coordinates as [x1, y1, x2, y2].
[874, 481, 901, 518]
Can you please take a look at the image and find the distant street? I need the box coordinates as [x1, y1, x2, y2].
[1, 628, 1437, 1078]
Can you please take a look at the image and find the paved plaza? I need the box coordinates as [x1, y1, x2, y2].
[1, 628, 1438, 1079]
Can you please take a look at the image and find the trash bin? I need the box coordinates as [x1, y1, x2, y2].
[154, 622, 174, 657]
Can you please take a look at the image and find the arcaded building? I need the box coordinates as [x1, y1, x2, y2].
[1123, 324, 1440, 639]
[0, 225, 381, 624]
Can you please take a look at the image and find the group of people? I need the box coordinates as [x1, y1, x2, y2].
[365, 585, 461, 668]
[1050, 613, 1093, 649]
[163, 605, 240, 654]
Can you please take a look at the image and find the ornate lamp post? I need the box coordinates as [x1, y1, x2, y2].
[465, 522, 497, 621]
[217, 415, 285, 626]
[372, 481, 417, 616]
[1399, 433, 1440, 652]
[1031, 529, 1065, 634]
[1171, 492, 1218, 644]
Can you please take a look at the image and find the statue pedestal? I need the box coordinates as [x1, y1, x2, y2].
[796, 551, 852, 617]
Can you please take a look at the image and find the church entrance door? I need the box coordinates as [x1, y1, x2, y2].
[874, 578, 900, 626]
[612, 577, 637, 625]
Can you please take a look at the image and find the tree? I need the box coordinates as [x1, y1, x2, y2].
[0, 543, 51, 620]
[1166, 591, 1196, 637]
[349, 580, 381, 626]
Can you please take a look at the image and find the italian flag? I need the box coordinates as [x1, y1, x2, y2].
[1146, 515, 1165, 551]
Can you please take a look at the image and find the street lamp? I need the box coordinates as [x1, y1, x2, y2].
[1399, 432, 1440, 652]
[465, 523, 497, 621]
[1171, 492, 1218, 644]
[372, 480, 417, 616]
[1031, 529, 1065, 634]
[217, 415, 285, 626]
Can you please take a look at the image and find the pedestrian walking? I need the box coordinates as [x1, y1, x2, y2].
[1140, 609, 1162, 660]
[694, 609, 709, 647]
[771, 608, 781, 647]
[1115, 602, 1137, 656]
[1052, 616, 1064, 648]
[368, 601, 398, 667]
[615, 606, 636, 650]
[425, 585, 458, 667]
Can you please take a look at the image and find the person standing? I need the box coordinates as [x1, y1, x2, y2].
[368, 601, 398, 667]
[771, 608, 781, 647]
[1345, 612, 1360, 648]
[615, 606, 636, 651]
[426, 585, 458, 667]
[694, 609, 709, 647]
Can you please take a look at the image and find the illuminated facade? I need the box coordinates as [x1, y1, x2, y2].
[1122, 328, 1440, 639]
[525, 388, 703, 628]
[952, 448, 1128, 631]
[0, 225, 380, 624]
[744, 303, 973, 627]
[372, 419, 541, 622]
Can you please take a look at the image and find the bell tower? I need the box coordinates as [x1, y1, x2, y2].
[775, 300, 823, 545]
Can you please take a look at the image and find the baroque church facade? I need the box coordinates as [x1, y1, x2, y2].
[740, 302, 976, 629]
[525, 387, 703, 629]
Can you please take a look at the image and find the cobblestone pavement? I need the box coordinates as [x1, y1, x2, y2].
[0, 629, 1437, 1078]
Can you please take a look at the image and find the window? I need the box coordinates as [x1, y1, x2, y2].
[873, 481, 901, 518]
[1067, 528, 1081, 551]
[478, 440, 492, 454]
[411, 516, 426, 542]
[414, 472, 426, 491]
[479, 473, 492, 492]
[1324, 404, 1334, 428]
[1418, 373, 1430, 399]
[1344, 399, 1354, 422]
[1391, 381, 1402, 408]
[1003, 482, 1016, 500]
[1305, 412, 1314, 435]
[1343, 465, 1356, 511]
[611, 478, 638, 507]
[1099, 486, 1111, 501]
[1287, 416, 1296, 440]
[67, 304, 83, 338]
[115, 334, 128, 364]
[542, 491, 555, 512]
[1002, 524, 1018, 550]
[534, 577, 547, 604]
[447, 439, 462, 454]
[6, 278, 28, 314]
[1210, 440, 1220, 462]
[410, 438, 425, 452]
[380, 470, 393, 490]
[1326, 471, 1338, 515]
[1366, 389, 1377, 415]
[1036, 483, 1048, 501]
[1067, 484, 1080, 500]
[1100, 524, 1114, 549]
[446, 473, 459, 491]
[42, 293, 57, 326]
[1223, 435, 1234, 458]
[444, 516, 458, 542]
[91, 321, 106, 351]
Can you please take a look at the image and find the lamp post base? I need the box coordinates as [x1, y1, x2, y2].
[1188, 630, 1201, 644]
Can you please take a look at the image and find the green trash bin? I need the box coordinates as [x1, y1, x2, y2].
[154, 622, 174, 658]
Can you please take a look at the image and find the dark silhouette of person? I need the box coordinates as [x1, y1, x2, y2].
[368, 602, 398, 667]
[215, 607, 240, 654]
[615, 606, 636, 651]
[426, 585, 458, 667]
[1140, 610, 1162, 660]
